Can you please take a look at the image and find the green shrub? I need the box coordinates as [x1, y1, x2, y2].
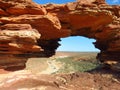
[56, 57, 99, 73]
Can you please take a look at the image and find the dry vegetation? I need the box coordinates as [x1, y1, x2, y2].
[25, 52, 99, 74]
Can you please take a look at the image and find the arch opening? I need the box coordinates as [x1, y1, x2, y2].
[55, 36, 100, 73]
[57, 36, 100, 52]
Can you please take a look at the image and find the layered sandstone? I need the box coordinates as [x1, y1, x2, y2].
[0, 0, 120, 71]
[0, 24, 42, 69]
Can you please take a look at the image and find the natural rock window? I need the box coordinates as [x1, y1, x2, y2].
[0, 0, 119, 71]
[57, 36, 100, 52]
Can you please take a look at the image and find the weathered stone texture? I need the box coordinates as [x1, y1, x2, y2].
[43, 1, 120, 71]
[0, 0, 120, 71]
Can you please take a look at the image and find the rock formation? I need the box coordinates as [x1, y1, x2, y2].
[0, 0, 120, 71]
[0, 72, 120, 90]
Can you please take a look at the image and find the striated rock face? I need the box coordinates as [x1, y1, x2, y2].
[0, 0, 120, 71]
[0, 24, 42, 69]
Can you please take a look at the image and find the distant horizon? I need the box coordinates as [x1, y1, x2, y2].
[56, 51, 100, 52]
[57, 50, 100, 52]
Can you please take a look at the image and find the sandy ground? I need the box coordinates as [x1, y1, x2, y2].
[0, 52, 119, 90]
[25, 57, 63, 74]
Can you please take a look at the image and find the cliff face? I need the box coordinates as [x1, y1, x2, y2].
[0, 0, 120, 71]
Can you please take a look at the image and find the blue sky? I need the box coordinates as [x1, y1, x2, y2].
[33, 0, 120, 4]
[33, 0, 119, 52]
[57, 36, 99, 52]
[107, 0, 120, 4]
[33, 0, 75, 4]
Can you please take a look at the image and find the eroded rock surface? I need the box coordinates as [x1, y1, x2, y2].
[0, 0, 120, 71]
[0, 71, 119, 90]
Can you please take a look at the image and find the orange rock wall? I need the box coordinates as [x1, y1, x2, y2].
[0, 0, 120, 71]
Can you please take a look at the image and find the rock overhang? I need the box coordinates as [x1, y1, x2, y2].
[0, 0, 120, 71]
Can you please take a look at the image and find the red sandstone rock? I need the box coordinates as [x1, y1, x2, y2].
[0, 55, 27, 69]
[0, 72, 119, 90]
[0, 0, 47, 15]
[68, 10, 113, 30]
[43, 1, 120, 71]
[0, 8, 8, 15]
[0, 24, 32, 30]
[0, 24, 42, 53]
[6, 4, 46, 15]
[77, 0, 106, 4]
[0, 23, 42, 68]
[0, 14, 70, 39]
[0, 0, 120, 71]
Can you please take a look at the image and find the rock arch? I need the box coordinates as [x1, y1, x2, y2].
[0, 0, 120, 71]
